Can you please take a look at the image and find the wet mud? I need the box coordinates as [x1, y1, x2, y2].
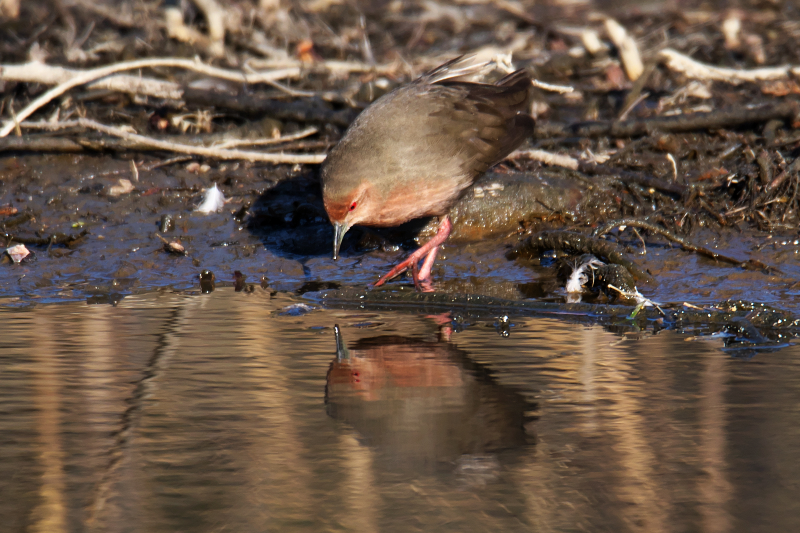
[1, 149, 799, 320]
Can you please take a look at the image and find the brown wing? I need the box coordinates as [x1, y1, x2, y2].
[431, 69, 534, 179]
[416, 55, 487, 84]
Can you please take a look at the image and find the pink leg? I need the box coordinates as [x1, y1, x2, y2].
[416, 244, 440, 282]
[372, 216, 452, 289]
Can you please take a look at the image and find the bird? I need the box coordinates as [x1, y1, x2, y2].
[320, 56, 534, 290]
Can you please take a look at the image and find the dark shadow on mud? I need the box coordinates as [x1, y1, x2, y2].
[245, 170, 433, 261]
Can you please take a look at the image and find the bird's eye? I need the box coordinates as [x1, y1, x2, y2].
[349, 201, 357, 211]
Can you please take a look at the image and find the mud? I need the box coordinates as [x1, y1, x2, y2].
[1, 149, 799, 315]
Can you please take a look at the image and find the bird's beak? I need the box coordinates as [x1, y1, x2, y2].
[332, 221, 349, 260]
[334, 324, 350, 361]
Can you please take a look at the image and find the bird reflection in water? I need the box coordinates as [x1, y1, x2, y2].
[325, 322, 534, 476]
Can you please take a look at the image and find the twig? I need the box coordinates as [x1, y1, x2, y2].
[140, 156, 194, 172]
[605, 18, 644, 81]
[534, 101, 800, 140]
[0, 58, 382, 107]
[666, 153, 678, 181]
[618, 90, 650, 121]
[213, 126, 318, 149]
[531, 79, 574, 93]
[0, 58, 303, 137]
[767, 155, 800, 193]
[28, 118, 326, 163]
[659, 48, 800, 84]
[508, 149, 579, 169]
[631, 227, 646, 253]
[0, 62, 184, 100]
[245, 57, 400, 75]
[257, 77, 355, 106]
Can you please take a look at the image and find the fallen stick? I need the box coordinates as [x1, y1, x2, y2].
[213, 126, 318, 149]
[508, 149, 579, 169]
[580, 163, 687, 195]
[25, 118, 326, 163]
[508, 148, 685, 196]
[659, 48, 800, 84]
[0, 136, 85, 153]
[767, 155, 800, 193]
[0, 62, 184, 99]
[0, 58, 303, 137]
[534, 101, 800, 139]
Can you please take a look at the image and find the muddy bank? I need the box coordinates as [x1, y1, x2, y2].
[1, 148, 796, 313]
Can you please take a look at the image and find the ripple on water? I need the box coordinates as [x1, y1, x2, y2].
[1, 289, 800, 532]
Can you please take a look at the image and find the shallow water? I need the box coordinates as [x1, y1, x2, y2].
[2, 288, 800, 532]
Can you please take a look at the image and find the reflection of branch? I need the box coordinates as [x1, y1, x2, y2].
[86, 305, 186, 526]
[3, 229, 87, 247]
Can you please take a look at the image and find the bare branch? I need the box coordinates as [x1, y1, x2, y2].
[659, 48, 800, 84]
[0, 58, 302, 137]
[23, 119, 327, 163]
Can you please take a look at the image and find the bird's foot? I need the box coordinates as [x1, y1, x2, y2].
[372, 245, 428, 288]
[410, 261, 435, 293]
[372, 216, 451, 291]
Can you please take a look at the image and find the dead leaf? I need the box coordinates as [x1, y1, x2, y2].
[108, 179, 134, 196]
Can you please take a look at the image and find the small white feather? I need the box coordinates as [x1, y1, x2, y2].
[195, 184, 226, 214]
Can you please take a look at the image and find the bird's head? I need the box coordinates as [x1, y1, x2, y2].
[319, 103, 389, 260]
[322, 178, 376, 260]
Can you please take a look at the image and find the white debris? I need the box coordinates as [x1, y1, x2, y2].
[722, 13, 741, 50]
[604, 18, 644, 81]
[195, 183, 226, 214]
[6, 244, 31, 263]
[565, 257, 605, 293]
[108, 178, 134, 196]
[581, 28, 604, 55]
[607, 283, 664, 314]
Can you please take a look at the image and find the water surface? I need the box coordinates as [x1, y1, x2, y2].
[2, 289, 800, 532]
